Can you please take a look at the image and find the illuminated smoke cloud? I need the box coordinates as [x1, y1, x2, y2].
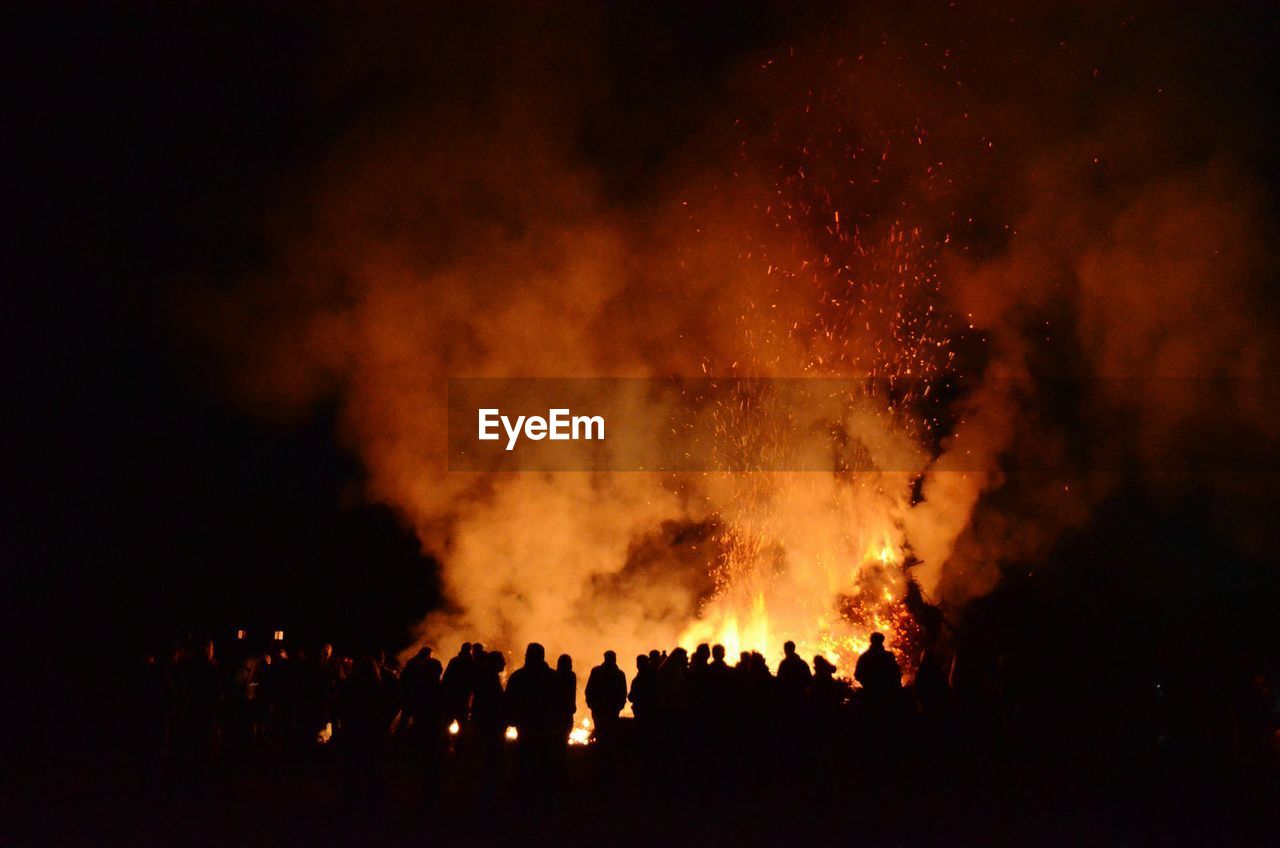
[200, 2, 1278, 669]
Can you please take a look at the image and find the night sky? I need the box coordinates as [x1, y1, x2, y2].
[3, 3, 784, 657]
[7, 6, 406, 654]
[5, 2, 1280, 667]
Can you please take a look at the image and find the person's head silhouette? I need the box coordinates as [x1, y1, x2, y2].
[603, 650, 616, 666]
[783, 640, 797, 657]
[869, 632, 886, 648]
[525, 642, 545, 665]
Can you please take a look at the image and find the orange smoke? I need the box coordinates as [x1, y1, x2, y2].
[199, 2, 1278, 674]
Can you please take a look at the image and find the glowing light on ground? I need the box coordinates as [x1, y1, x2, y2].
[568, 717, 593, 746]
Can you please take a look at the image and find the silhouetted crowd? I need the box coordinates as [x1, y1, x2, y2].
[137, 633, 940, 786]
[135, 629, 1280, 817]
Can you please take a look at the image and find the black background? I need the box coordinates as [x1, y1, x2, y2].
[2, 2, 784, 659]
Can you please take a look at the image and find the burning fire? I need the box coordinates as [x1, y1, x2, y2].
[679, 524, 919, 673]
[568, 717, 593, 746]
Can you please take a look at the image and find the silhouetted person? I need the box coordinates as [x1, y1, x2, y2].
[703, 644, 734, 733]
[657, 648, 690, 721]
[585, 651, 627, 742]
[225, 654, 258, 749]
[170, 640, 221, 782]
[707, 644, 732, 692]
[442, 642, 474, 727]
[856, 632, 903, 741]
[732, 651, 755, 720]
[401, 647, 444, 731]
[555, 654, 577, 743]
[316, 643, 342, 739]
[630, 654, 656, 726]
[470, 651, 508, 792]
[336, 655, 392, 806]
[709, 644, 729, 672]
[806, 655, 848, 768]
[505, 643, 560, 785]
[470, 651, 507, 736]
[291, 645, 337, 749]
[811, 656, 841, 706]
[688, 643, 711, 715]
[855, 632, 902, 697]
[401, 646, 446, 792]
[279, 645, 315, 752]
[377, 649, 402, 731]
[777, 640, 813, 704]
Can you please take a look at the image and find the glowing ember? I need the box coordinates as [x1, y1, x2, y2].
[504, 725, 518, 742]
[448, 720, 460, 736]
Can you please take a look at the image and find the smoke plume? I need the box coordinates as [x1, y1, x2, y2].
[201, 1, 1278, 668]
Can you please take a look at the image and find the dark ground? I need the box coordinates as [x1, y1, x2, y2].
[4, 668, 1277, 847]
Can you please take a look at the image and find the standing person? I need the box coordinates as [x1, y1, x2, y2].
[554, 654, 577, 743]
[377, 650, 403, 735]
[705, 645, 733, 714]
[629, 654, 656, 727]
[225, 655, 258, 749]
[777, 640, 813, 706]
[855, 633, 902, 699]
[810, 656, 843, 712]
[688, 644, 711, 717]
[170, 639, 222, 783]
[442, 643, 474, 728]
[504, 643, 559, 786]
[401, 647, 446, 794]
[656, 648, 690, 724]
[585, 651, 627, 743]
[470, 651, 508, 792]
[703, 645, 734, 749]
[336, 655, 392, 807]
[855, 632, 904, 741]
[401, 648, 444, 732]
[316, 643, 342, 740]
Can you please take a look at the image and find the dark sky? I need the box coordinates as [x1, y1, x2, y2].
[3, 2, 1279, 663]
[2, 2, 783, 657]
[7, 6, 389, 654]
